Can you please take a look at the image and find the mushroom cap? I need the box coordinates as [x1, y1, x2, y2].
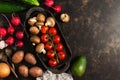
[60, 13, 70, 23]
[35, 22, 44, 30]
[28, 17, 37, 26]
[36, 43, 45, 53]
[30, 35, 40, 44]
[45, 17, 55, 27]
[29, 26, 40, 35]
[36, 13, 46, 22]
[35, 22, 44, 26]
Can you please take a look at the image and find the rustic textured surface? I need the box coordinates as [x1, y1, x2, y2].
[56, 0, 120, 80]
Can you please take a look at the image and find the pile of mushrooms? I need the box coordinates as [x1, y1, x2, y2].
[28, 13, 56, 54]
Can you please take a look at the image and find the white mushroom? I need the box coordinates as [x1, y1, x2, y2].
[28, 17, 37, 26]
[60, 13, 70, 23]
[36, 43, 46, 54]
[35, 22, 44, 30]
[45, 17, 55, 27]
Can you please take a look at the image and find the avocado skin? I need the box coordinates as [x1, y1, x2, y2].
[71, 55, 87, 77]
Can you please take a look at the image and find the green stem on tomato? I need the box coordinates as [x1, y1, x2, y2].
[48, 34, 54, 46]
[48, 34, 59, 63]
[53, 45, 59, 63]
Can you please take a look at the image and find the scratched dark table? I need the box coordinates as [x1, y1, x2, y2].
[2, 0, 120, 80]
[55, 0, 120, 80]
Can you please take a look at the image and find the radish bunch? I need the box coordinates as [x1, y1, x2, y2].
[44, 0, 62, 13]
[1, 14, 25, 48]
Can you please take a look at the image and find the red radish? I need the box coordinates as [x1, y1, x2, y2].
[6, 36, 14, 45]
[0, 27, 7, 38]
[16, 41, 24, 48]
[1, 14, 15, 34]
[15, 30, 24, 40]
[11, 16, 21, 26]
[53, 5, 62, 13]
[7, 25, 15, 35]
[45, 0, 54, 1]
[45, 0, 54, 7]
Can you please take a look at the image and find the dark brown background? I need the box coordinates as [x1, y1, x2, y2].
[1, 0, 120, 80]
[55, 0, 120, 80]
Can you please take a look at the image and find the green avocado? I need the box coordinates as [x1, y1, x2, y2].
[71, 55, 87, 77]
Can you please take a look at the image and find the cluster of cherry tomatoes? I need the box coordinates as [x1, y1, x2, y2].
[41, 26, 66, 67]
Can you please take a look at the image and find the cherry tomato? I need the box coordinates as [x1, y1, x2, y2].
[58, 51, 66, 60]
[48, 27, 57, 36]
[53, 35, 61, 43]
[47, 50, 55, 58]
[41, 34, 49, 43]
[45, 42, 53, 50]
[49, 58, 58, 67]
[41, 26, 49, 34]
[56, 43, 63, 51]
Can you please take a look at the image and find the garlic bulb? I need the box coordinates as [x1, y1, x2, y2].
[0, 40, 8, 49]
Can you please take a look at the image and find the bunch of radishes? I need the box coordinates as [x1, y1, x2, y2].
[44, 0, 62, 13]
[0, 14, 25, 49]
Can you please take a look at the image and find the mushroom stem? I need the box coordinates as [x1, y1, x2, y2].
[45, 21, 51, 26]
[45, 17, 55, 27]
[35, 22, 44, 30]
[32, 43, 36, 46]
[37, 25, 42, 30]
[30, 18, 37, 22]
[40, 48, 46, 54]
[28, 17, 37, 26]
